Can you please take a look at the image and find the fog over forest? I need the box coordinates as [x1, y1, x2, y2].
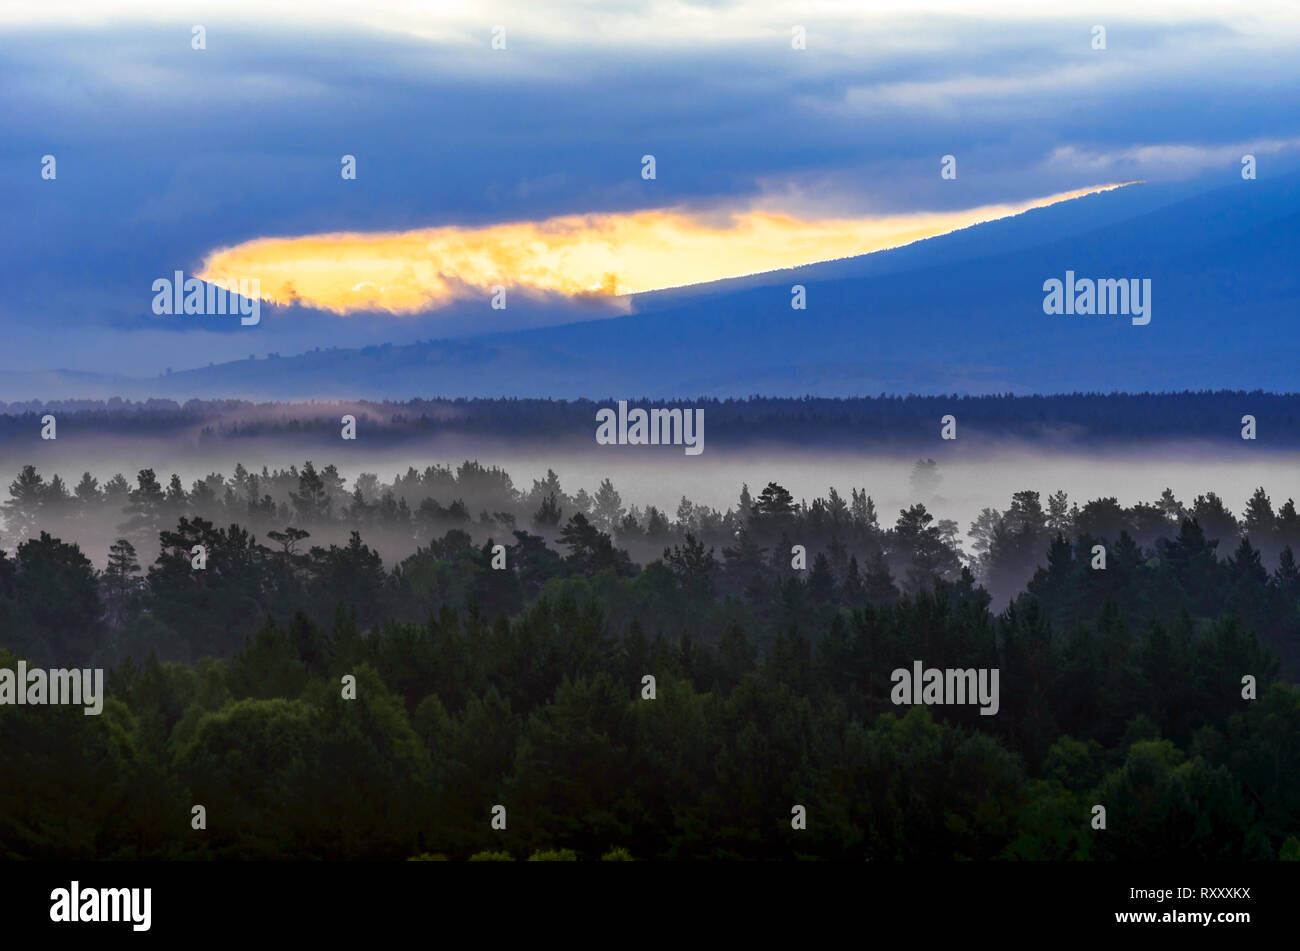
[5, 435, 1297, 571]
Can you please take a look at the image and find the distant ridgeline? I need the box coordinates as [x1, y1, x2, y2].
[0, 391, 1295, 449]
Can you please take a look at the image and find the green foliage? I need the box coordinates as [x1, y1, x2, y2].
[527, 849, 578, 861]
[3, 461, 1299, 861]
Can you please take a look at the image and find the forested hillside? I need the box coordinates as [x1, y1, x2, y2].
[2, 460, 1297, 860]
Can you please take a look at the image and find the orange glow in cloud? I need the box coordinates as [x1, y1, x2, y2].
[198, 184, 1133, 315]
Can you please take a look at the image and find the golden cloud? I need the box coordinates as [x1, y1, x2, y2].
[198, 183, 1133, 315]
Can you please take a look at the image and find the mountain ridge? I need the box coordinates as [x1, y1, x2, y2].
[11, 169, 1299, 401]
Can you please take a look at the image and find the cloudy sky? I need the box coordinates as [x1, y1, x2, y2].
[4, 0, 1300, 376]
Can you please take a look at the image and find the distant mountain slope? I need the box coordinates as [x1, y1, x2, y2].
[69, 170, 1300, 399]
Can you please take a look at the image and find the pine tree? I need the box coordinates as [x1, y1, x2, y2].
[120, 468, 166, 542]
[664, 533, 717, 601]
[909, 458, 941, 497]
[863, 549, 899, 603]
[1243, 486, 1276, 540]
[102, 538, 142, 627]
[291, 461, 331, 522]
[5, 464, 46, 542]
[843, 553, 864, 602]
[533, 492, 562, 529]
[44, 473, 71, 519]
[1046, 489, 1072, 536]
[808, 552, 836, 603]
[165, 473, 188, 515]
[753, 482, 796, 517]
[1275, 545, 1300, 596]
[591, 478, 625, 533]
[102, 473, 131, 506]
[73, 472, 100, 509]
